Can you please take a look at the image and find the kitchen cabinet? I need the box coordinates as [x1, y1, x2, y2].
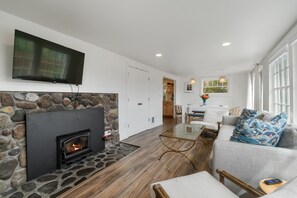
[163, 79, 174, 117]
[163, 101, 173, 116]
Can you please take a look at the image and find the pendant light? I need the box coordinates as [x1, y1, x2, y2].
[218, 76, 227, 84]
[189, 78, 197, 84]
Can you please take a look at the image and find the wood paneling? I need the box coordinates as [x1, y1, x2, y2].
[60, 118, 214, 198]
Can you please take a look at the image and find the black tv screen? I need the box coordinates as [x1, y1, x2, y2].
[12, 30, 85, 85]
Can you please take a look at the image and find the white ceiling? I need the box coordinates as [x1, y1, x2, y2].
[1, 0, 297, 76]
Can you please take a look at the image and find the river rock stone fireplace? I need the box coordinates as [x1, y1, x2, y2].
[0, 91, 118, 194]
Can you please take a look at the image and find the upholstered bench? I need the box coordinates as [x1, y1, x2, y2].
[151, 171, 297, 198]
[151, 171, 238, 198]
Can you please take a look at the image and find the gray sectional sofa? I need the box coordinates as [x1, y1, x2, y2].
[211, 115, 297, 196]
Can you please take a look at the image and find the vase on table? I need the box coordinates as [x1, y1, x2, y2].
[202, 98, 206, 105]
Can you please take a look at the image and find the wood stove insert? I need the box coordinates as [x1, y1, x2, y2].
[57, 129, 92, 168]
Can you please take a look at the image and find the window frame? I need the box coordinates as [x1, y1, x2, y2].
[269, 51, 292, 121]
[290, 39, 297, 124]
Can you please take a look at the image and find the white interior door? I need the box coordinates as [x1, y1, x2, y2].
[127, 66, 149, 137]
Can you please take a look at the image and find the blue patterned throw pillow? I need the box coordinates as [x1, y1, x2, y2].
[231, 112, 288, 146]
[235, 108, 258, 126]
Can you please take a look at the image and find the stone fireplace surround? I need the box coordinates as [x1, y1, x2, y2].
[0, 91, 119, 193]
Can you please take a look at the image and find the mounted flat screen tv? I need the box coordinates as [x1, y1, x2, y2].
[12, 30, 85, 85]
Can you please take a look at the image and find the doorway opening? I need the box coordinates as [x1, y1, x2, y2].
[163, 78, 175, 120]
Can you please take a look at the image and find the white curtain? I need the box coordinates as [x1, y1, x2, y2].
[246, 72, 253, 109]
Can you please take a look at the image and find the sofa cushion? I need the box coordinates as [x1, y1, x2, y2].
[230, 112, 288, 147]
[217, 125, 235, 141]
[222, 115, 239, 126]
[277, 124, 297, 149]
[235, 108, 258, 126]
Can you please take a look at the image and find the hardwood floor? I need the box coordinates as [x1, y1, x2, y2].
[60, 118, 214, 198]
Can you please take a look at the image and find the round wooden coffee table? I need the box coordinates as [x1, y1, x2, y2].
[259, 178, 287, 194]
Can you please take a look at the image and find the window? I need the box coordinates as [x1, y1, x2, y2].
[202, 79, 228, 94]
[270, 53, 290, 119]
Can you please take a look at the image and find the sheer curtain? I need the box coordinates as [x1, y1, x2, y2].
[291, 40, 297, 124]
[246, 72, 253, 109]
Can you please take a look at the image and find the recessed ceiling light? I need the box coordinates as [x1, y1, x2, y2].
[222, 42, 231, 47]
[156, 53, 162, 57]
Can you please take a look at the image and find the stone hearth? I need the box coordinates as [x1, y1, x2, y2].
[0, 91, 119, 194]
[0, 143, 139, 198]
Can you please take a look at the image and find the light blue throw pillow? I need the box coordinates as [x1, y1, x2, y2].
[231, 112, 288, 146]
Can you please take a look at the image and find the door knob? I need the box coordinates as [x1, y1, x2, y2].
[138, 103, 143, 105]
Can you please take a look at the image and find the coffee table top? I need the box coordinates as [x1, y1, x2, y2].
[160, 124, 205, 141]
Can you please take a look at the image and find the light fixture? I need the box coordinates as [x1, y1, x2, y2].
[218, 76, 227, 83]
[222, 42, 231, 47]
[189, 78, 197, 84]
[156, 53, 162, 57]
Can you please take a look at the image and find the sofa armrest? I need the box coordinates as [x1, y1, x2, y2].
[212, 140, 297, 195]
[216, 169, 266, 197]
[222, 116, 239, 126]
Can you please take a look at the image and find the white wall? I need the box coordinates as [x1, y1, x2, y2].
[0, 11, 180, 140]
[179, 72, 248, 116]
